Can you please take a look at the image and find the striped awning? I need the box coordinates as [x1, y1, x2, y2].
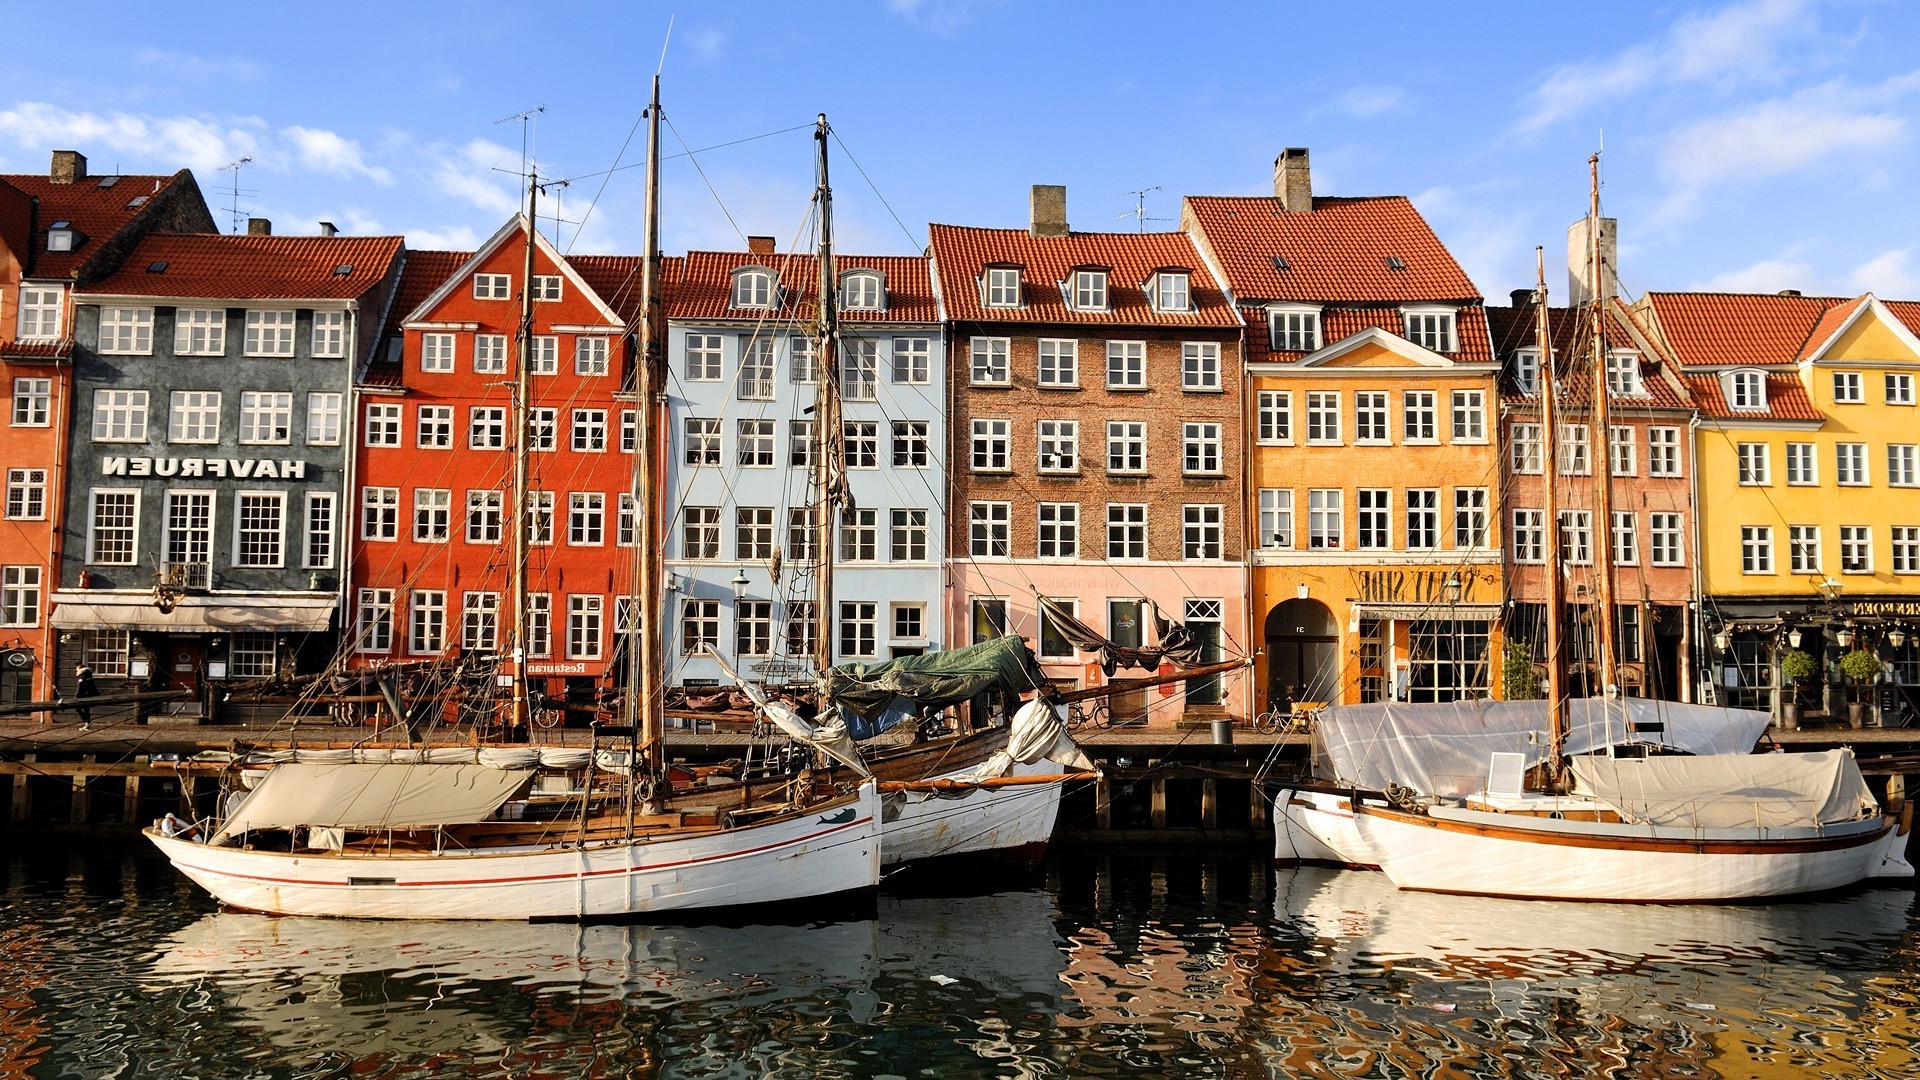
[1351, 603, 1503, 622]
[49, 592, 335, 633]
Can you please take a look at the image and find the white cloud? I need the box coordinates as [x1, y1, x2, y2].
[1411, 184, 1533, 300]
[883, 0, 1005, 35]
[1316, 85, 1409, 120]
[1688, 252, 1817, 293]
[0, 101, 264, 173]
[130, 47, 265, 84]
[423, 138, 522, 217]
[1849, 248, 1920, 298]
[285, 126, 392, 185]
[685, 27, 727, 61]
[405, 224, 484, 250]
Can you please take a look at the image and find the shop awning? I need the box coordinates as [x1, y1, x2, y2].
[49, 592, 336, 633]
[1350, 603, 1503, 622]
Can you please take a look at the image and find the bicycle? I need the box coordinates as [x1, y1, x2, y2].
[1253, 707, 1307, 735]
[1066, 701, 1112, 730]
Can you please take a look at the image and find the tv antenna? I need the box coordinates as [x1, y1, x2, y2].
[219, 157, 255, 234]
[495, 104, 547, 179]
[1106, 185, 1169, 232]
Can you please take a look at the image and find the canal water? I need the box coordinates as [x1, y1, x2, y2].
[3, 839, 1917, 1078]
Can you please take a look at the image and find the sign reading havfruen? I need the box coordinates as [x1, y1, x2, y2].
[101, 457, 313, 480]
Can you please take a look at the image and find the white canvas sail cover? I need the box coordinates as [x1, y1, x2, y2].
[972, 699, 1096, 780]
[212, 763, 533, 842]
[1570, 750, 1879, 829]
[1315, 698, 1773, 796]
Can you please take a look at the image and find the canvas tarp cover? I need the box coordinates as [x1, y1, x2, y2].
[1036, 597, 1205, 675]
[1570, 750, 1878, 829]
[1315, 698, 1773, 796]
[825, 635, 1049, 721]
[213, 762, 533, 841]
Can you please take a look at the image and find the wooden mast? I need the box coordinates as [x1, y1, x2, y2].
[1585, 151, 1621, 699]
[1536, 246, 1569, 773]
[812, 114, 842, 696]
[508, 171, 538, 732]
[626, 75, 667, 811]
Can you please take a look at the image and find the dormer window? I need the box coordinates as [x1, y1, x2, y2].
[1268, 305, 1321, 352]
[1402, 307, 1456, 353]
[1725, 369, 1768, 411]
[1514, 348, 1541, 395]
[984, 266, 1021, 308]
[1605, 350, 1645, 397]
[1151, 271, 1190, 313]
[45, 222, 75, 253]
[841, 270, 884, 311]
[731, 267, 775, 310]
[1069, 269, 1108, 312]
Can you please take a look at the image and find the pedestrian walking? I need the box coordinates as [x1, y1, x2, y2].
[75, 664, 99, 730]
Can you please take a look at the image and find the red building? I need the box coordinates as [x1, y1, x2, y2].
[349, 216, 645, 720]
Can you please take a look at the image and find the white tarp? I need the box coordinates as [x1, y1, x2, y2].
[212, 763, 533, 842]
[1315, 698, 1774, 796]
[700, 644, 872, 776]
[1571, 749, 1879, 829]
[972, 699, 1097, 780]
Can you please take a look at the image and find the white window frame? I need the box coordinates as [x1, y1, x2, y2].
[232, 490, 287, 568]
[1258, 488, 1293, 549]
[1037, 502, 1078, 560]
[1268, 306, 1320, 352]
[12, 377, 51, 427]
[1609, 425, 1636, 476]
[891, 336, 930, 385]
[970, 337, 1010, 386]
[1836, 442, 1869, 486]
[1182, 503, 1223, 561]
[1402, 390, 1437, 443]
[841, 270, 884, 311]
[414, 404, 453, 450]
[1402, 307, 1457, 353]
[1833, 370, 1864, 404]
[1256, 390, 1292, 445]
[1306, 391, 1341, 445]
[363, 402, 401, 447]
[1037, 338, 1078, 388]
[472, 273, 510, 300]
[98, 307, 153, 355]
[1840, 525, 1873, 574]
[16, 284, 62, 341]
[173, 308, 226, 356]
[312, 310, 347, 359]
[168, 390, 221, 444]
[361, 486, 399, 542]
[969, 501, 1010, 558]
[568, 492, 605, 546]
[1450, 390, 1486, 442]
[1307, 489, 1343, 550]
[1354, 391, 1389, 444]
[304, 492, 335, 570]
[412, 488, 451, 544]
[1106, 421, 1146, 474]
[1037, 419, 1078, 474]
[1887, 373, 1915, 406]
[730, 268, 774, 309]
[1648, 426, 1681, 477]
[469, 406, 505, 450]
[238, 391, 293, 445]
[4, 467, 48, 520]
[0, 565, 41, 628]
[1650, 512, 1684, 567]
[1891, 444, 1919, 487]
[1071, 269, 1109, 312]
[1106, 340, 1147, 390]
[420, 332, 457, 372]
[574, 335, 610, 377]
[1741, 525, 1775, 574]
[1725, 369, 1767, 411]
[985, 267, 1021, 308]
[531, 275, 562, 302]
[1154, 271, 1190, 313]
[1789, 524, 1822, 575]
[1182, 422, 1222, 475]
[91, 389, 149, 443]
[474, 334, 507, 374]
[566, 594, 604, 659]
[1182, 342, 1221, 391]
[408, 589, 447, 655]
[243, 309, 296, 357]
[1786, 442, 1818, 486]
[306, 392, 342, 446]
[1106, 503, 1147, 561]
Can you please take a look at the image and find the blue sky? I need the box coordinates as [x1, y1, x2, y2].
[3, 0, 1917, 304]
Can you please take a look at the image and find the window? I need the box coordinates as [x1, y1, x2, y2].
[1454, 488, 1488, 548]
[568, 493, 604, 546]
[0, 565, 39, 626]
[1892, 445, 1919, 487]
[1182, 422, 1221, 474]
[1308, 489, 1343, 549]
[733, 599, 773, 657]
[682, 506, 720, 559]
[1558, 424, 1591, 475]
[17, 284, 62, 340]
[566, 595, 603, 659]
[1841, 526, 1873, 573]
[1648, 427, 1680, 477]
[234, 492, 285, 567]
[1789, 524, 1821, 574]
[620, 410, 636, 453]
[5, 468, 47, 520]
[524, 274, 560, 301]
[524, 491, 554, 545]
[1106, 341, 1146, 389]
[892, 337, 930, 384]
[790, 420, 815, 468]
[736, 507, 775, 560]
[1106, 421, 1146, 473]
[1184, 598, 1226, 706]
[461, 592, 499, 651]
[572, 409, 607, 453]
[985, 267, 1021, 307]
[1256, 391, 1291, 444]
[785, 601, 817, 657]
[168, 390, 220, 444]
[1558, 510, 1593, 565]
[1727, 370, 1767, 410]
[1183, 504, 1223, 560]
[1037, 339, 1078, 387]
[1609, 425, 1636, 476]
[840, 508, 878, 561]
[1894, 527, 1920, 574]
[528, 407, 556, 452]
[737, 419, 775, 467]
[1786, 442, 1817, 485]
[12, 378, 51, 426]
[1182, 342, 1220, 391]
[971, 337, 1009, 385]
[1406, 489, 1439, 549]
[474, 334, 507, 373]
[1306, 392, 1341, 444]
[412, 487, 451, 543]
[1258, 489, 1293, 549]
[88, 490, 138, 564]
[162, 491, 211, 587]
[789, 336, 816, 383]
[242, 310, 296, 357]
[467, 406, 504, 450]
[574, 336, 609, 377]
[305, 392, 341, 446]
[1450, 390, 1485, 441]
[684, 418, 721, 466]
[1402, 391, 1436, 442]
[1741, 526, 1774, 574]
[1106, 503, 1147, 560]
[465, 490, 502, 544]
[892, 604, 925, 642]
[890, 509, 928, 561]
[361, 486, 398, 541]
[1512, 509, 1545, 563]
[420, 332, 456, 372]
[730, 268, 773, 309]
[1612, 511, 1638, 565]
[174, 308, 226, 355]
[364, 402, 401, 447]
[1354, 392, 1388, 443]
[238, 391, 292, 444]
[841, 271, 883, 311]
[1038, 420, 1078, 473]
[971, 598, 1007, 644]
[1357, 489, 1391, 549]
[305, 493, 334, 569]
[1403, 309, 1456, 352]
[1270, 308, 1319, 351]
[91, 389, 148, 442]
[1837, 443, 1868, 486]
[971, 419, 1010, 472]
[1651, 513, 1683, 566]
[1039, 597, 1078, 660]
[1071, 269, 1108, 311]
[684, 332, 723, 381]
[1606, 351, 1644, 397]
[406, 590, 445, 655]
[401, 404, 449, 450]
[1155, 272, 1190, 313]
[832, 601, 876, 658]
[528, 335, 558, 375]
[1888, 373, 1915, 405]
[841, 339, 878, 401]
[526, 593, 551, 658]
[1513, 349, 1539, 395]
[356, 589, 393, 653]
[99, 307, 153, 354]
[1037, 502, 1078, 559]
[473, 273, 510, 299]
[617, 493, 637, 547]
[312, 310, 347, 358]
[1833, 371, 1864, 404]
[892, 420, 930, 468]
[843, 420, 878, 468]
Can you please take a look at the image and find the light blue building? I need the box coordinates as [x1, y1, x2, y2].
[663, 244, 947, 690]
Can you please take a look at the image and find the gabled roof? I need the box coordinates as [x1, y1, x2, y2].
[1244, 304, 1494, 365]
[402, 215, 622, 326]
[1684, 371, 1823, 422]
[0, 170, 196, 279]
[669, 250, 938, 324]
[928, 225, 1236, 327]
[1184, 195, 1480, 303]
[81, 232, 404, 302]
[1286, 326, 1468, 369]
[1484, 299, 1693, 409]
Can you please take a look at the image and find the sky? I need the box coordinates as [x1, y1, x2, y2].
[2, 0, 1918, 304]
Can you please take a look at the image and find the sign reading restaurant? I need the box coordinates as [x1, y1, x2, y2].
[101, 456, 315, 480]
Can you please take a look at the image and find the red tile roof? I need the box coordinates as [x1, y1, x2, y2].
[0, 171, 193, 279]
[1641, 292, 1843, 367]
[1795, 295, 1871, 361]
[83, 232, 404, 301]
[1245, 304, 1494, 365]
[1184, 195, 1480, 303]
[570, 254, 647, 323]
[0, 339, 71, 361]
[669, 251, 938, 324]
[1484, 302, 1692, 409]
[1684, 372, 1823, 421]
[927, 225, 1237, 328]
[389, 249, 473, 321]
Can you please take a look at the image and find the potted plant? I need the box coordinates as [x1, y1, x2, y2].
[1839, 649, 1885, 728]
[1502, 641, 1542, 701]
[1778, 649, 1816, 730]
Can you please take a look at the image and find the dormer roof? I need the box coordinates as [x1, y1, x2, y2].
[927, 224, 1236, 327]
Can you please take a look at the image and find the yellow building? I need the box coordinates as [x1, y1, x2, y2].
[1639, 291, 1920, 724]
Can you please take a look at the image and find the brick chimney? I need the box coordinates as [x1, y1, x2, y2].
[1029, 185, 1068, 238]
[50, 150, 86, 184]
[247, 217, 272, 236]
[318, 221, 338, 237]
[747, 235, 775, 256]
[1567, 216, 1618, 305]
[1274, 148, 1311, 212]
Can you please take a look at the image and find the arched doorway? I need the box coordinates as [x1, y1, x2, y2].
[1266, 599, 1339, 707]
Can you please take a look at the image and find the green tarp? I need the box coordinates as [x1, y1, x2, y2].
[825, 635, 1050, 721]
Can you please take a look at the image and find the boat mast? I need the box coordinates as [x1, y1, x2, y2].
[1585, 151, 1621, 699]
[1536, 246, 1569, 772]
[811, 114, 842, 696]
[509, 172, 538, 732]
[625, 75, 667, 810]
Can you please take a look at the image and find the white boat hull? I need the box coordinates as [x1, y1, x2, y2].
[1358, 802, 1914, 902]
[1272, 787, 1383, 869]
[147, 781, 881, 920]
[882, 758, 1065, 867]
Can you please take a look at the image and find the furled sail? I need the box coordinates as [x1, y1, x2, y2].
[211, 762, 533, 843]
[823, 634, 1051, 722]
[1037, 597, 1204, 675]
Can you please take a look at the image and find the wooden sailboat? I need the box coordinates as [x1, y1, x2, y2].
[144, 80, 882, 920]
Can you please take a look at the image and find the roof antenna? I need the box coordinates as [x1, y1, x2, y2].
[1106, 185, 1168, 233]
[219, 157, 254, 234]
[496, 105, 550, 238]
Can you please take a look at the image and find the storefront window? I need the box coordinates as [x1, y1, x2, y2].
[1407, 620, 1490, 702]
[230, 633, 276, 678]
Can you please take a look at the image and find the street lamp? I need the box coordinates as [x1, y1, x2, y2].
[1712, 627, 1731, 653]
[730, 570, 751, 600]
[1891, 627, 1909, 649]
[1787, 628, 1803, 649]
[1836, 626, 1856, 648]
